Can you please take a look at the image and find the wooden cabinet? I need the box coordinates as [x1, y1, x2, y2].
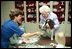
[15, 1, 25, 22]
[26, 1, 36, 23]
[53, 1, 65, 24]
[68, 2, 71, 23]
[15, 1, 70, 24]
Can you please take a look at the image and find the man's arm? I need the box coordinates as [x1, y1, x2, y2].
[19, 31, 43, 43]
[21, 32, 42, 39]
[21, 32, 37, 38]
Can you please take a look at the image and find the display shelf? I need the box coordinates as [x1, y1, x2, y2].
[53, 1, 65, 24]
[68, 1, 71, 23]
[15, 1, 24, 11]
[26, 1, 36, 23]
[15, 1, 70, 24]
[15, 1, 25, 22]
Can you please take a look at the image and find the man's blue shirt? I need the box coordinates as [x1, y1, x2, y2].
[1, 19, 24, 48]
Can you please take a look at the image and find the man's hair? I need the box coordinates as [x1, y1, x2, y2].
[39, 5, 51, 13]
[9, 9, 24, 20]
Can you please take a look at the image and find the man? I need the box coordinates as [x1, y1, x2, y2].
[1, 9, 40, 48]
[39, 5, 60, 40]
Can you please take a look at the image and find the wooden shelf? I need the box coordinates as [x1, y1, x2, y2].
[15, 1, 70, 23]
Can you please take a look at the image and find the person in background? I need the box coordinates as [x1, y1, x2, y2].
[1, 9, 40, 48]
[39, 5, 60, 40]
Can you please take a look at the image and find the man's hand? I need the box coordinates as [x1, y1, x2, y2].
[21, 32, 42, 39]
[35, 32, 43, 35]
[22, 39, 30, 43]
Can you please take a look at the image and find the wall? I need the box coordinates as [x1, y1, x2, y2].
[1, 1, 15, 25]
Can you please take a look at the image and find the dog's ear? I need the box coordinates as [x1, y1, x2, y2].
[48, 19, 55, 29]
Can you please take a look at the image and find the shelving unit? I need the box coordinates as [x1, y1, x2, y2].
[68, 1, 71, 23]
[15, 1, 24, 11]
[15, 1, 70, 24]
[53, 1, 65, 24]
[15, 1, 25, 22]
[26, 1, 36, 23]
